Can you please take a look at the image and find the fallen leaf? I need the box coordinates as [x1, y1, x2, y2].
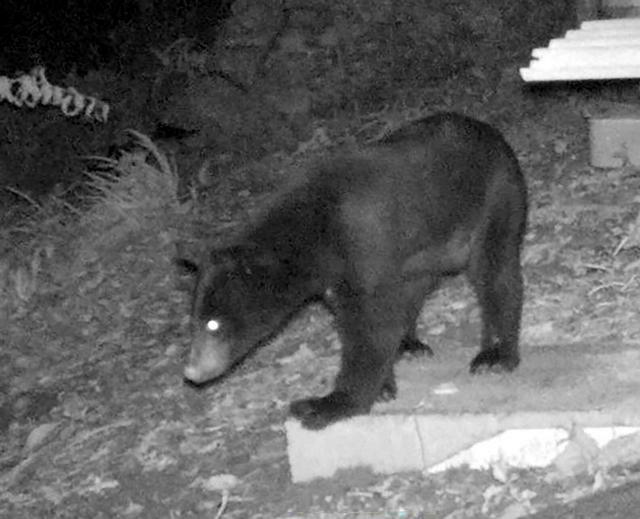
[496, 502, 531, 519]
[24, 422, 59, 452]
[201, 474, 239, 492]
[551, 425, 599, 478]
[599, 430, 640, 469]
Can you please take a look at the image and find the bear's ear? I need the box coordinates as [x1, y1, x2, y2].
[175, 257, 200, 276]
[174, 242, 202, 276]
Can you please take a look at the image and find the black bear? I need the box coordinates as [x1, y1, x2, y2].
[179, 112, 527, 430]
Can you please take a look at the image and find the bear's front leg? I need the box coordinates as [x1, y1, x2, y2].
[290, 286, 405, 429]
[289, 391, 363, 429]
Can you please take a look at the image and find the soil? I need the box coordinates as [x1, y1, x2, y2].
[3, 74, 640, 518]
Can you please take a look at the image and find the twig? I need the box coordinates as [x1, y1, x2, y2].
[588, 282, 625, 297]
[579, 263, 610, 273]
[613, 236, 628, 257]
[4, 186, 41, 208]
[214, 490, 230, 519]
[254, 1, 291, 82]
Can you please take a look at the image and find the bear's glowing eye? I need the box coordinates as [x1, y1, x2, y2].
[206, 319, 220, 332]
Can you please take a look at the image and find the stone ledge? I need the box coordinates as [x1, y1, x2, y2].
[286, 411, 640, 482]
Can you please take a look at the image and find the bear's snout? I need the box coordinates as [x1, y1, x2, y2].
[183, 331, 230, 383]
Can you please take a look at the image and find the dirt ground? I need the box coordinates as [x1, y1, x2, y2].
[3, 76, 640, 518]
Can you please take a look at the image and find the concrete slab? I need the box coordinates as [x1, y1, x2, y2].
[286, 343, 640, 482]
[590, 114, 640, 168]
[286, 415, 424, 482]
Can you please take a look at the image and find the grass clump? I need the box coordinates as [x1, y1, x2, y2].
[1, 132, 190, 390]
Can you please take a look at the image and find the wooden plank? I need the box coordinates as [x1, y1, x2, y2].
[549, 37, 640, 48]
[565, 28, 640, 39]
[580, 18, 640, 30]
[520, 13, 640, 82]
[520, 65, 640, 81]
[531, 46, 640, 67]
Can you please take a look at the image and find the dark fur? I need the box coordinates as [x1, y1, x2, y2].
[181, 112, 527, 430]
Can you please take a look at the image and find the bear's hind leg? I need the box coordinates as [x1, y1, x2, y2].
[379, 363, 398, 401]
[398, 276, 439, 358]
[468, 216, 524, 373]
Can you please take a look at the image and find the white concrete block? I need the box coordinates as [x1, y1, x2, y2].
[286, 415, 423, 483]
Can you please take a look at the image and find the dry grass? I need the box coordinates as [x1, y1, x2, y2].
[80, 130, 182, 249]
[0, 130, 186, 340]
[4, 90, 640, 517]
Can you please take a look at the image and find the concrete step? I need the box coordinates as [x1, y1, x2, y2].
[286, 343, 640, 482]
